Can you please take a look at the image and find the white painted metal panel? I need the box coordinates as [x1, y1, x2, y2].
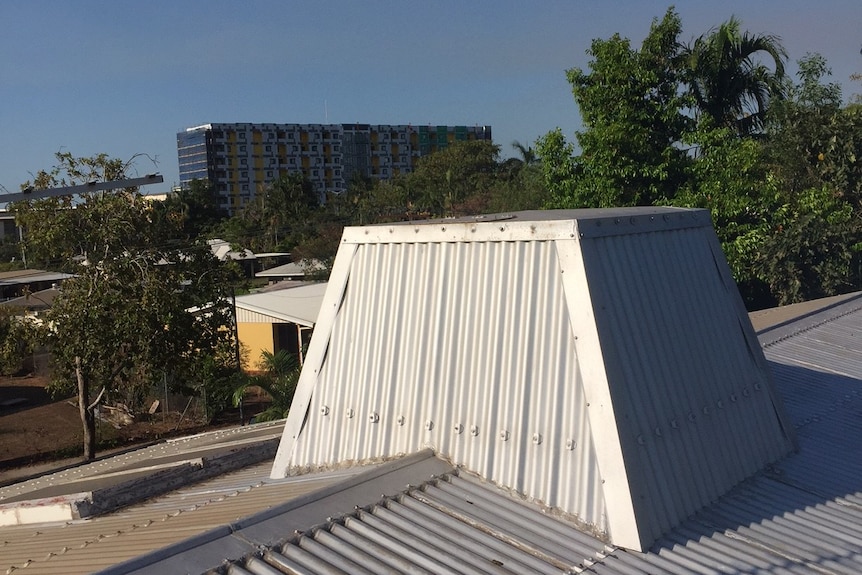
[578, 225, 795, 547]
[272, 208, 795, 551]
[287, 238, 610, 535]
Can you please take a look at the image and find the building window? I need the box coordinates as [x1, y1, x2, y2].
[241, 171, 248, 178]
[267, 171, 273, 177]
[240, 159, 247, 166]
[239, 132, 246, 139]
[240, 145, 246, 152]
[242, 184, 248, 191]
[265, 145, 271, 152]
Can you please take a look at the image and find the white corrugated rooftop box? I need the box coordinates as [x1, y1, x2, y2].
[271, 207, 796, 552]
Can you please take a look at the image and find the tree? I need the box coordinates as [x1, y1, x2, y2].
[0, 308, 37, 376]
[405, 140, 500, 217]
[673, 122, 786, 309]
[555, 8, 692, 208]
[158, 179, 228, 240]
[759, 54, 862, 304]
[217, 173, 318, 253]
[686, 16, 787, 136]
[232, 349, 300, 422]
[12, 153, 236, 460]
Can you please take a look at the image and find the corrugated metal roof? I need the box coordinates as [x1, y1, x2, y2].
[0, 460, 354, 575]
[106, 324, 862, 575]
[272, 208, 794, 550]
[78, 269, 862, 574]
[0, 270, 72, 286]
[234, 283, 327, 326]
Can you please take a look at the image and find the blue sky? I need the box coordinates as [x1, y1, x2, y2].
[0, 1, 859, 194]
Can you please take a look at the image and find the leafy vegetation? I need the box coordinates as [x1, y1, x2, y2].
[540, 8, 862, 309]
[11, 152, 239, 460]
[232, 349, 301, 422]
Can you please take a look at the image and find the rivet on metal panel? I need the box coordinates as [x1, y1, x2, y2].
[369, 412, 380, 423]
[730, 393, 738, 402]
[470, 425, 479, 436]
[650, 215, 655, 221]
[614, 218, 621, 224]
[565, 438, 576, 450]
[637, 435, 645, 445]
[754, 383, 762, 391]
[742, 388, 751, 397]
[471, 226, 476, 233]
[702, 406, 710, 415]
[717, 400, 724, 409]
[500, 226, 505, 231]
[654, 427, 662, 437]
[441, 227, 446, 232]
[499, 430, 509, 441]
[663, 214, 670, 221]
[388, 228, 393, 233]
[630, 217, 636, 225]
[532, 433, 543, 445]
[425, 420, 434, 431]
[454, 423, 464, 434]
[346, 408, 355, 419]
[688, 412, 696, 422]
[397, 415, 405, 426]
[320, 405, 330, 416]
[414, 227, 419, 233]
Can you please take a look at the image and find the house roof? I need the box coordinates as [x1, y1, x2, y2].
[99, 291, 862, 574]
[0, 287, 60, 310]
[0, 269, 72, 288]
[256, 260, 326, 279]
[207, 239, 255, 261]
[271, 208, 795, 551]
[234, 282, 328, 327]
[0, 422, 363, 575]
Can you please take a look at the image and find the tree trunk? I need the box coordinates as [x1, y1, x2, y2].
[75, 356, 96, 461]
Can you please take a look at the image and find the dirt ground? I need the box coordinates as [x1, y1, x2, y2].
[0, 374, 257, 475]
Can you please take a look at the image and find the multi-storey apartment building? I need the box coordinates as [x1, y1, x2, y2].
[177, 123, 492, 213]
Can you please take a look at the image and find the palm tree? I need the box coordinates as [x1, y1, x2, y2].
[232, 349, 301, 422]
[686, 17, 787, 136]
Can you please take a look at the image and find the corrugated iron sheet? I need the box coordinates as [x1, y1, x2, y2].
[578, 226, 795, 545]
[0, 460, 353, 575]
[90, 296, 862, 574]
[287, 238, 609, 536]
[277, 210, 793, 549]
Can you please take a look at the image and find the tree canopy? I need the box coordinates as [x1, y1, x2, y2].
[12, 152, 238, 460]
[539, 9, 861, 309]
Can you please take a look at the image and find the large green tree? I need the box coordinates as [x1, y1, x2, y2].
[13, 153, 236, 460]
[686, 17, 787, 136]
[757, 55, 862, 304]
[405, 139, 501, 217]
[554, 8, 692, 208]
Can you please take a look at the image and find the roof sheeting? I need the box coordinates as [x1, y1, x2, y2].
[234, 282, 328, 326]
[101, 298, 862, 574]
[272, 208, 795, 551]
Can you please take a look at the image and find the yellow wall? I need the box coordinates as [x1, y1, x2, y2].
[237, 323, 274, 372]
